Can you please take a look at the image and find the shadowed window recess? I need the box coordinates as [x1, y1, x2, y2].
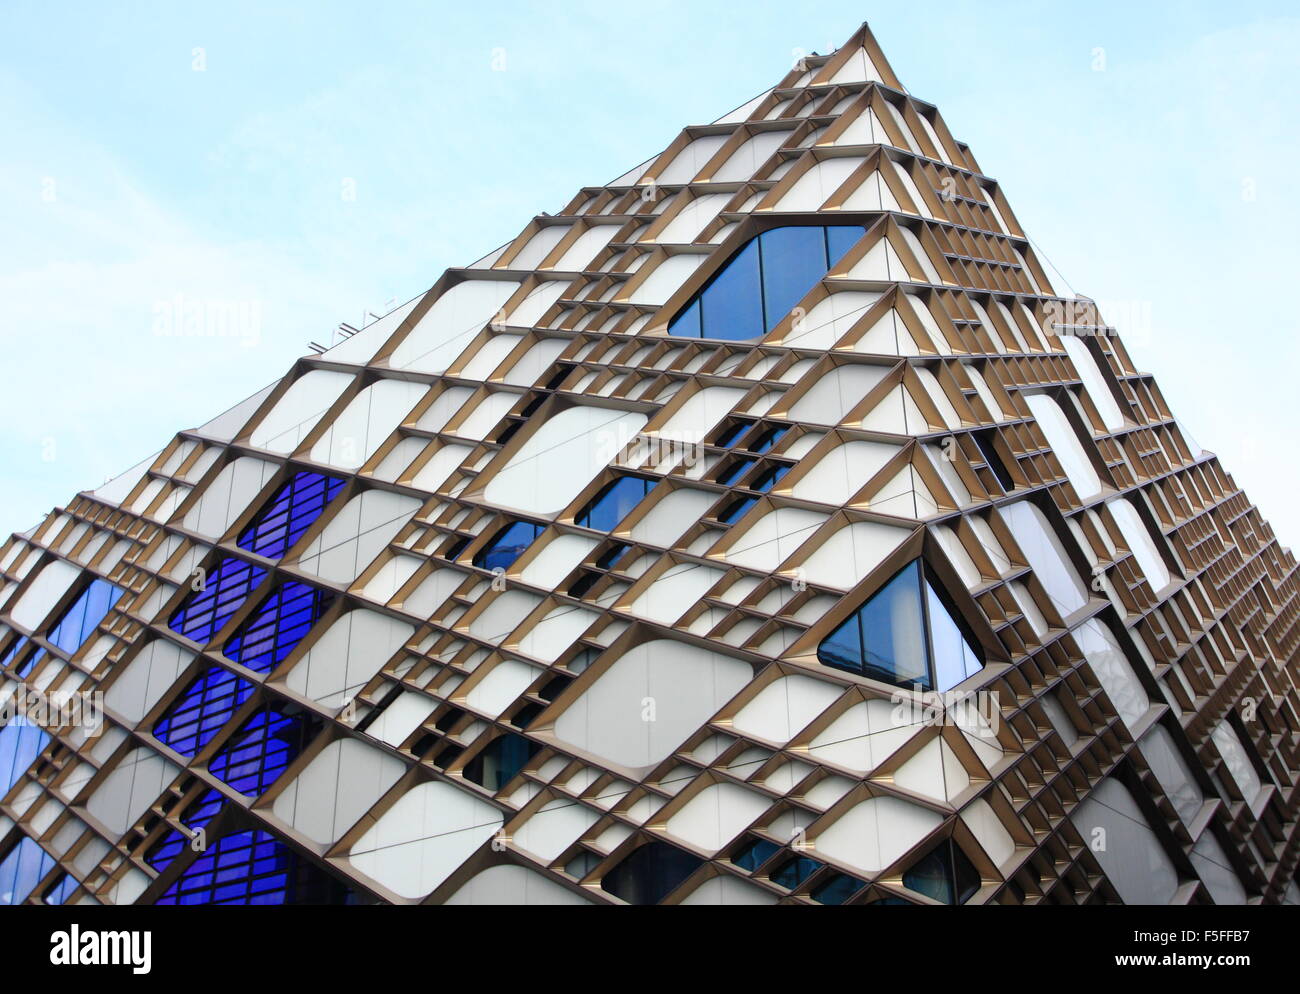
[669, 225, 865, 341]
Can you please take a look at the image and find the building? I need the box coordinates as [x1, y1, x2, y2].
[0, 22, 1296, 906]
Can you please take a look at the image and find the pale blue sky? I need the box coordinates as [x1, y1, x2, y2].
[2, 1, 1297, 546]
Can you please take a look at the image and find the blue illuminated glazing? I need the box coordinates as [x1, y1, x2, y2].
[0, 717, 51, 794]
[224, 581, 335, 674]
[153, 666, 256, 758]
[146, 788, 225, 871]
[668, 225, 866, 341]
[168, 557, 267, 645]
[155, 830, 350, 906]
[238, 472, 345, 560]
[208, 709, 309, 797]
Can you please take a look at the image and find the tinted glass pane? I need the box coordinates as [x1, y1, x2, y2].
[745, 425, 786, 454]
[857, 561, 930, 688]
[473, 521, 542, 572]
[733, 837, 780, 872]
[47, 579, 123, 656]
[0, 837, 55, 906]
[699, 239, 764, 341]
[811, 872, 865, 905]
[713, 421, 753, 448]
[719, 497, 757, 524]
[0, 717, 51, 794]
[577, 476, 654, 531]
[146, 788, 225, 871]
[602, 841, 703, 905]
[925, 579, 983, 692]
[717, 458, 755, 486]
[826, 225, 866, 266]
[770, 854, 823, 889]
[667, 298, 702, 339]
[751, 465, 789, 493]
[818, 612, 865, 675]
[902, 843, 955, 904]
[759, 226, 828, 332]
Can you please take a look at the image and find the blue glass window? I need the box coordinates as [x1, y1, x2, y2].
[154, 830, 351, 905]
[669, 225, 865, 341]
[594, 543, 630, 570]
[153, 666, 256, 758]
[169, 557, 267, 645]
[744, 425, 787, 454]
[224, 581, 335, 674]
[750, 464, 789, 493]
[817, 560, 983, 692]
[717, 458, 755, 486]
[208, 708, 310, 797]
[47, 579, 123, 656]
[472, 521, 544, 572]
[713, 420, 754, 448]
[0, 717, 51, 794]
[718, 497, 757, 524]
[238, 471, 345, 560]
[42, 872, 79, 906]
[0, 836, 55, 906]
[576, 476, 656, 531]
[146, 788, 225, 871]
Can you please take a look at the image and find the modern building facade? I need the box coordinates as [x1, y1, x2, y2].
[1, 23, 1297, 906]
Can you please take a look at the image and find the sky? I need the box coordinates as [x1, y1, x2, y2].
[2, 0, 1298, 548]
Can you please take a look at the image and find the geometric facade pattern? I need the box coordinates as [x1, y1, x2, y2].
[1, 23, 1298, 906]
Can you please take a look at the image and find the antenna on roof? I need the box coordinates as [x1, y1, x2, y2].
[308, 342, 328, 354]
